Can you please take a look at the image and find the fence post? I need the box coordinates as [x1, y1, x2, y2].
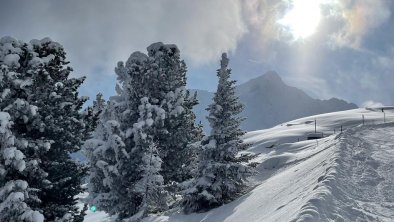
[315, 119, 317, 133]
[362, 114, 365, 125]
[341, 125, 343, 132]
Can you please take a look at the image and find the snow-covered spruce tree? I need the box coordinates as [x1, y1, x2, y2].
[0, 36, 93, 221]
[183, 53, 251, 213]
[84, 52, 149, 220]
[123, 97, 167, 221]
[84, 95, 127, 215]
[0, 112, 44, 222]
[85, 43, 201, 220]
[113, 44, 202, 184]
[0, 36, 49, 222]
[85, 97, 167, 220]
[26, 38, 92, 221]
[145, 43, 202, 183]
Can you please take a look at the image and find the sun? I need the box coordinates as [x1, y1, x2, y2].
[278, 0, 322, 40]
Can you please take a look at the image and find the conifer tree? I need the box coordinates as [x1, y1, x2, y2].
[125, 97, 167, 220]
[183, 53, 250, 213]
[86, 43, 202, 220]
[0, 36, 94, 221]
[85, 52, 166, 220]
[84, 97, 126, 216]
[145, 43, 202, 183]
[0, 112, 44, 222]
[0, 36, 49, 222]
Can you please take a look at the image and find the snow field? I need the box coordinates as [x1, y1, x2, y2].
[84, 108, 394, 221]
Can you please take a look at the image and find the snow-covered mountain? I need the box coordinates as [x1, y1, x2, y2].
[193, 71, 357, 132]
[83, 107, 394, 221]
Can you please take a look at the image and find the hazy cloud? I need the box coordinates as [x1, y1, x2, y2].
[0, 0, 247, 76]
[1, 0, 394, 107]
[362, 100, 384, 108]
[329, 0, 391, 49]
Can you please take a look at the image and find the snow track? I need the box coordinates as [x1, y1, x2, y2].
[295, 124, 394, 221]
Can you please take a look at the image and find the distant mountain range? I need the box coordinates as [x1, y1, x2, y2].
[192, 71, 357, 132]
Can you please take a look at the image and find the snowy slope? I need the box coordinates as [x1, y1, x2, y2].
[193, 71, 357, 132]
[84, 107, 394, 222]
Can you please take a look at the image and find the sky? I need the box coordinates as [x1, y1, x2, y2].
[0, 0, 393, 107]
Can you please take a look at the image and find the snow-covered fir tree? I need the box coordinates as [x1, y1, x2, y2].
[145, 43, 203, 183]
[85, 43, 202, 220]
[84, 52, 151, 220]
[124, 97, 167, 221]
[0, 36, 94, 221]
[84, 95, 127, 216]
[183, 53, 251, 213]
[0, 112, 44, 222]
[92, 93, 106, 114]
[85, 97, 167, 220]
[84, 51, 149, 220]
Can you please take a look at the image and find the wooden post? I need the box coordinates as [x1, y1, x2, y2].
[362, 114, 365, 125]
[314, 119, 317, 133]
[341, 125, 343, 132]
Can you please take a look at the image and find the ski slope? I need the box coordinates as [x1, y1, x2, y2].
[84, 108, 394, 222]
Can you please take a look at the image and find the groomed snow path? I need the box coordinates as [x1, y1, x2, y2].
[296, 124, 394, 222]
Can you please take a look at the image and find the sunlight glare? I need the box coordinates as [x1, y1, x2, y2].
[279, 0, 322, 40]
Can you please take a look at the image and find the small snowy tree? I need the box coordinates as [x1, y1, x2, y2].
[183, 53, 251, 213]
[84, 99, 126, 215]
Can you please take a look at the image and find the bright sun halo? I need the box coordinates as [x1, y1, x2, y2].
[279, 0, 322, 40]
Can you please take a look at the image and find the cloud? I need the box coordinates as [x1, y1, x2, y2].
[0, 0, 247, 78]
[1, 0, 394, 107]
[361, 100, 384, 108]
[331, 0, 391, 49]
[241, 0, 391, 51]
[241, 0, 285, 42]
[234, 0, 394, 107]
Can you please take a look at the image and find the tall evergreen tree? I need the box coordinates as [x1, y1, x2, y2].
[0, 36, 49, 222]
[183, 53, 251, 213]
[0, 36, 94, 221]
[145, 43, 203, 183]
[85, 52, 165, 220]
[86, 43, 202, 220]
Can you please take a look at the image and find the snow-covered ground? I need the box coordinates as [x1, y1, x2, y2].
[83, 108, 394, 222]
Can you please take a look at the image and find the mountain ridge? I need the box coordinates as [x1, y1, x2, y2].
[192, 71, 357, 131]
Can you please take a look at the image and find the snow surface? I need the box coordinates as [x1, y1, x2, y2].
[83, 107, 394, 222]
